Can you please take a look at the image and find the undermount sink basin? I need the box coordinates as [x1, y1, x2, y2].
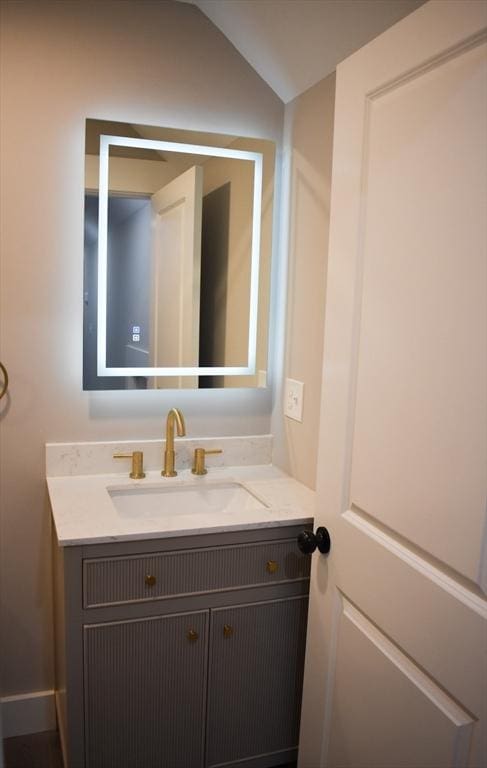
[108, 481, 268, 519]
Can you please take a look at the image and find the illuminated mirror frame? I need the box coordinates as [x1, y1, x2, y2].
[97, 134, 264, 378]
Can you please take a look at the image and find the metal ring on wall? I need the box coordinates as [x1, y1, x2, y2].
[0, 362, 8, 400]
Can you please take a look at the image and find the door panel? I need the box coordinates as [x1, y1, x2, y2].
[349, 38, 487, 586]
[298, 3, 487, 767]
[338, 510, 486, 716]
[150, 165, 202, 388]
[327, 596, 474, 768]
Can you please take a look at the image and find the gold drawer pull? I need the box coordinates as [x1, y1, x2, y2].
[187, 629, 199, 642]
[266, 560, 279, 575]
[145, 574, 156, 587]
[223, 624, 234, 638]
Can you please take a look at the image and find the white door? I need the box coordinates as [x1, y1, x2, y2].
[150, 165, 203, 388]
[298, 2, 487, 767]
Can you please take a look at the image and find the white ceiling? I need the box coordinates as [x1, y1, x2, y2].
[181, 0, 425, 103]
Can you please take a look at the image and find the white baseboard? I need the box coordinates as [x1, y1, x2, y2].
[1, 690, 56, 738]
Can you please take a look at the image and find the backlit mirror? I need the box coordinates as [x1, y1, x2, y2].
[83, 119, 275, 390]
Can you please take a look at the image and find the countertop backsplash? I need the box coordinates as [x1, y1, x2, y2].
[46, 435, 273, 477]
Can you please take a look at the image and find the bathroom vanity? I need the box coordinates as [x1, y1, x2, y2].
[48, 446, 315, 768]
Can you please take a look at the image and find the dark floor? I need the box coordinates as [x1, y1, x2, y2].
[3, 730, 297, 768]
[3, 731, 63, 768]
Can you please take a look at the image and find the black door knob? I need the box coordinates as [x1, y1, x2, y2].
[297, 527, 331, 555]
[297, 530, 317, 554]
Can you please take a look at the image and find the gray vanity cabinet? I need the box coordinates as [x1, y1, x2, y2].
[84, 610, 209, 768]
[53, 524, 311, 768]
[207, 597, 308, 767]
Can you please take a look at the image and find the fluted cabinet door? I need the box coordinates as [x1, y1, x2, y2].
[206, 597, 308, 767]
[84, 610, 209, 768]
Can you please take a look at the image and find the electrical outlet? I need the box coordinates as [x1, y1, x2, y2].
[284, 378, 304, 422]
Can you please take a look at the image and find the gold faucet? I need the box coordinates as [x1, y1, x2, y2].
[113, 450, 145, 479]
[191, 447, 223, 476]
[162, 408, 186, 477]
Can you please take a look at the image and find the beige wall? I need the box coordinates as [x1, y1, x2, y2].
[0, 0, 283, 698]
[272, 73, 336, 489]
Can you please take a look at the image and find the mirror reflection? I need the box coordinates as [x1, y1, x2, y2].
[83, 120, 275, 390]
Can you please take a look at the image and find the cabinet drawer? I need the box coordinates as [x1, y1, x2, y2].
[83, 539, 310, 608]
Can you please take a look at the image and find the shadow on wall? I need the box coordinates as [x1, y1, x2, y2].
[199, 182, 231, 388]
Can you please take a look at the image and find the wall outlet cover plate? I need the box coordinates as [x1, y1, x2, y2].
[284, 378, 304, 422]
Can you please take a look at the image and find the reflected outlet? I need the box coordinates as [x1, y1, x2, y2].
[284, 378, 304, 422]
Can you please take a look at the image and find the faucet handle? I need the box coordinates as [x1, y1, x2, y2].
[113, 450, 146, 479]
[191, 448, 223, 476]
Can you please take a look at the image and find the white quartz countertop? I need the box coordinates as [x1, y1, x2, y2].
[47, 464, 315, 546]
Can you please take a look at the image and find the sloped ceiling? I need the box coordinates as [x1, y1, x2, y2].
[181, 0, 425, 102]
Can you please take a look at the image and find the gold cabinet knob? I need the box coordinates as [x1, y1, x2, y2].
[266, 560, 279, 574]
[187, 629, 199, 642]
[145, 574, 156, 587]
[223, 624, 234, 638]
